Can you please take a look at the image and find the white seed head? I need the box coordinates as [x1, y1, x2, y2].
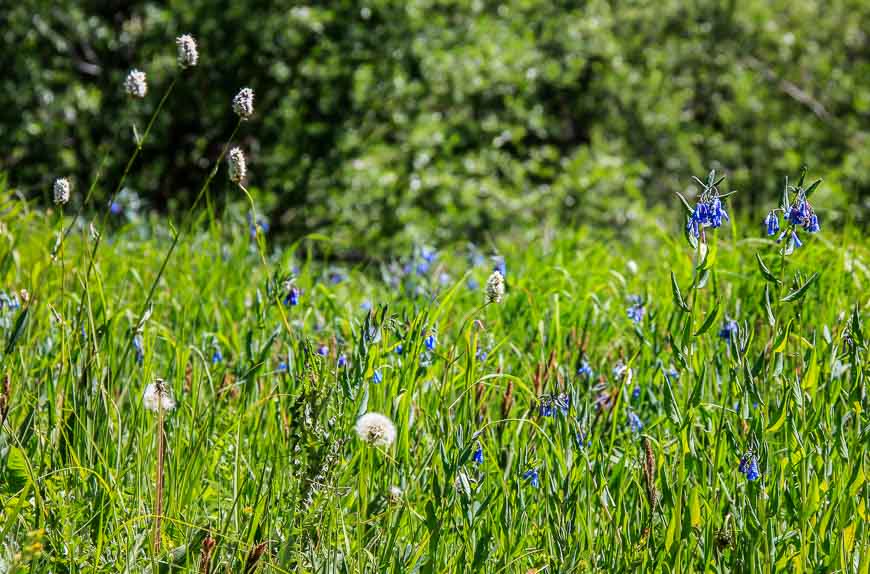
[143, 378, 176, 413]
[53, 177, 71, 205]
[388, 485, 403, 503]
[228, 147, 247, 183]
[232, 87, 254, 119]
[485, 270, 505, 304]
[175, 34, 198, 68]
[124, 69, 147, 98]
[355, 412, 395, 447]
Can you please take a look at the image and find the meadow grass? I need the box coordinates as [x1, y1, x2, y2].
[0, 180, 867, 573]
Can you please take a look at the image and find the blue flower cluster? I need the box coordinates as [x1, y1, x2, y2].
[766, 193, 820, 252]
[538, 393, 570, 417]
[687, 196, 729, 238]
[738, 452, 760, 481]
[626, 296, 645, 324]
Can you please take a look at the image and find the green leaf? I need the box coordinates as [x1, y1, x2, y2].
[674, 191, 694, 215]
[764, 285, 776, 327]
[755, 253, 781, 285]
[804, 178, 823, 198]
[663, 371, 683, 427]
[694, 300, 720, 336]
[671, 271, 690, 313]
[773, 319, 793, 353]
[4, 447, 30, 493]
[767, 397, 788, 433]
[781, 272, 820, 303]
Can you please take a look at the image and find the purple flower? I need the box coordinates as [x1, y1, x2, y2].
[337, 354, 347, 367]
[317, 345, 329, 357]
[577, 360, 594, 378]
[719, 319, 739, 341]
[764, 211, 780, 236]
[628, 411, 643, 433]
[284, 286, 301, 306]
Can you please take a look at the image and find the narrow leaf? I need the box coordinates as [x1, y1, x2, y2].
[755, 253, 781, 285]
[694, 300, 720, 336]
[671, 271, 690, 313]
[781, 272, 820, 303]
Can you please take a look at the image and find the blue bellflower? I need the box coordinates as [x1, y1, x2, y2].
[719, 319, 739, 341]
[337, 354, 347, 367]
[578, 360, 594, 378]
[472, 443, 483, 465]
[424, 334, 437, 352]
[628, 411, 643, 433]
[522, 468, 539, 488]
[372, 370, 383, 384]
[212, 349, 223, 364]
[284, 286, 301, 306]
[687, 195, 730, 238]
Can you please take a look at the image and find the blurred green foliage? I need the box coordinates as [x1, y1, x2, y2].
[3, 0, 869, 248]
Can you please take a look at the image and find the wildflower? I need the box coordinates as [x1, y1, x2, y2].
[337, 354, 347, 368]
[791, 230, 802, 249]
[212, 349, 223, 364]
[395, 344, 403, 355]
[175, 34, 198, 68]
[372, 370, 383, 384]
[522, 468, 539, 488]
[686, 194, 729, 238]
[133, 335, 144, 365]
[284, 285, 300, 306]
[277, 362, 288, 372]
[360, 300, 372, 311]
[467, 277, 479, 290]
[719, 318, 739, 341]
[628, 411, 643, 433]
[626, 295, 645, 324]
[388, 485, 403, 503]
[472, 443, 483, 465]
[317, 344, 329, 357]
[764, 211, 780, 236]
[53, 178, 71, 205]
[612, 360, 627, 379]
[632, 386, 641, 400]
[492, 256, 506, 277]
[355, 412, 396, 447]
[475, 346, 487, 361]
[232, 87, 254, 119]
[124, 69, 147, 98]
[739, 452, 760, 481]
[577, 360, 594, 378]
[110, 201, 122, 215]
[576, 431, 592, 449]
[665, 367, 679, 379]
[485, 270, 505, 304]
[424, 334, 437, 352]
[228, 147, 247, 184]
[143, 378, 176, 413]
[538, 393, 570, 417]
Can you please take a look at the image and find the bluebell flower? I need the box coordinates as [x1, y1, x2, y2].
[415, 261, 431, 275]
[687, 195, 729, 238]
[612, 360, 627, 379]
[317, 345, 329, 357]
[338, 354, 347, 368]
[522, 468, 539, 488]
[806, 213, 820, 233]
[632, 386, 641, 400]
[277, 362, 288, 372]
[439, 273, 451, 286]
[212, 349, 223, 364]
[467, 278, 479, 291]
[578, 360, 594, 378]
[360, 300, 372, 311]
[472, 443, 483, 465]
[764, 211, 780, 236]
[719, 319, 739, 341]
[665, 367, 679, 380]
[475, 346, 487, 361]
[424, 334, 437, 352]
[739, 452, 761, 481]
[576, 431, 592, 449]
[110, 201, 123, 215]
[133, 335, 144, 365]
[746, 458, 760, 481]
[626, 296, 645, 324]
[372, 370, 383, 384]
[395, 344, 403, 355]
[329, 271, 345, 284]
[628, 411, 643, 433]
[492, 256, 506, 278]
[284, 286, 301, 306]
[791, 230, 802, 249]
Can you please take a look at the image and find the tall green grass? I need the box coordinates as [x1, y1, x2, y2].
[0, 183, 867, 572]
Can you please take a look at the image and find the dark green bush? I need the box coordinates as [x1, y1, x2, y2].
[3, 0, 868, 249]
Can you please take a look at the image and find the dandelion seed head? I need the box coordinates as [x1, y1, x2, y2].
[53, 178, 71, 205]
[232, 87, 254, 119]
[388, 485, 403, 502]
[355, 412, 396, 447]
[175, 34, 198, 68]
[124, 69, 147, 98]
[143, 378, 176, 413]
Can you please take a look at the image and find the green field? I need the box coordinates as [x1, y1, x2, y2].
[0, 166, 867, 572]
